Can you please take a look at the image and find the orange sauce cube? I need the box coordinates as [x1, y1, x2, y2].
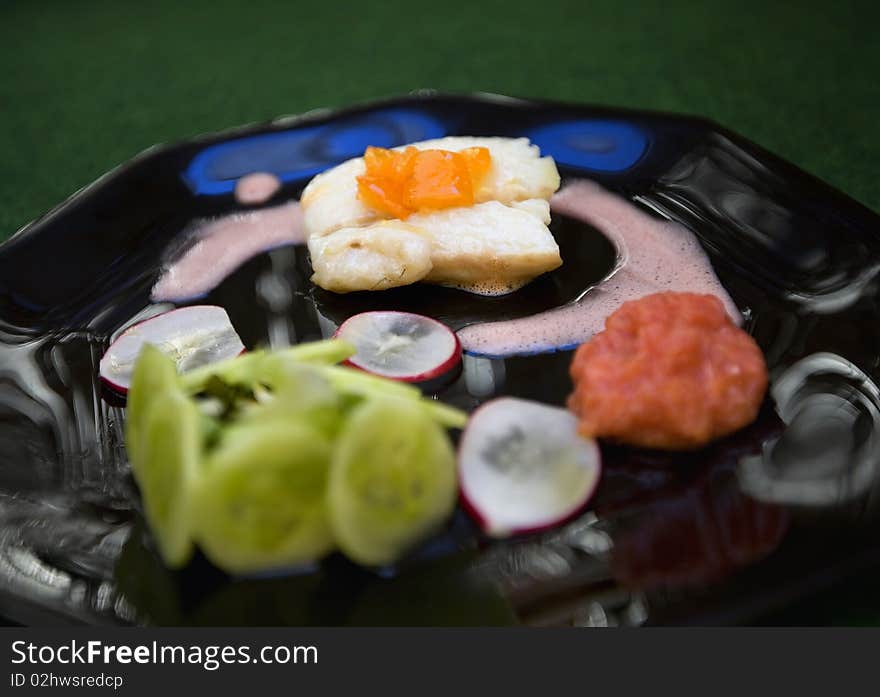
[356, 145, 492, 219]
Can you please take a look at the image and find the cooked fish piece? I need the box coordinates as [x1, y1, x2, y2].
[307, 222, 433, 293]
[301, 136, 560, 239]
[308, 200, 560, 295]
[301, 158, 373, 241]
[411, 200, 561, 291]
[510, 198, 551, 225]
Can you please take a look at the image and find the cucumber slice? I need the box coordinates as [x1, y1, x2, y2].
[125, 343, 182, 476]
[239, 361, 347, 440]
[328, 397, 458, 567]
[135, 386, 201, 568]
[255, 353, 339, 400]
[274, 338, 355, 366]
[319, 364, 468, 429]
[320, 364, 424, 400]
[180, 339, 355, 394]
[181, 350, 266, 395]
[193, 421, 335, 573]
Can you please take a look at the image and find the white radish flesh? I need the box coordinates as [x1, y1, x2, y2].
[458, 397, 601, 537]
[334, 311, 461, 383]
[100, 305, 245, 394]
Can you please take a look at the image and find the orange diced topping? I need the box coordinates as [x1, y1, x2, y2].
[356, 145, 492, 219]
[459, 146, 492, 189]
[405, 149, 472, 210]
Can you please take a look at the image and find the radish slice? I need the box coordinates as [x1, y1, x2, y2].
[99, 305, 245, 394]
[458, 397, 602, 537]
[333, 311, 461, 384]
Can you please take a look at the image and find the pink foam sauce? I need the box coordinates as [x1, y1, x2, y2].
[234, 172, 282, 205]
[457, 180, 741, 357]
[151, 201, 305, 302]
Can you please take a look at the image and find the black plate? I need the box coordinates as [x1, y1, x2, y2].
[1, 93, 879, 626]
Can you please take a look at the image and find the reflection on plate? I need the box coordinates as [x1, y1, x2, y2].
[1, 94, 880, 626]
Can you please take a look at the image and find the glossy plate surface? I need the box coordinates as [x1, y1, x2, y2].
[1, 94, 879, 626]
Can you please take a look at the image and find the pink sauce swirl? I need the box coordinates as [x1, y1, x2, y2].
[457, 180, 740, 357]
[152, 201, 304, 302]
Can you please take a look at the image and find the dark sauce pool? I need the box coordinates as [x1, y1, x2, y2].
[1, 95, 880, 626]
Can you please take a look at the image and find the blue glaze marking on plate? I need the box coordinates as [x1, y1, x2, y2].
[527, 120, 649, 172]
[462, 342, 580, 360]
[183, 109, 448, 195]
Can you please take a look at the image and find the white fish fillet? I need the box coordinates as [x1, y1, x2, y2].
[301, 158, 374, 241]
[301, 136, 560, 239]
[301, 136, 562, 294]
[307, 200, 560, 294]
[411, 200, 561, 288]
[308, 222, 433, 293]
[510, 198, 552, 224]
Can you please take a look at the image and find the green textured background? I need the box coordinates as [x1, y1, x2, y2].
[1, 0, 879, 624]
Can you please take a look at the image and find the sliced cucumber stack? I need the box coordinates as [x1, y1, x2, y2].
[122, 337, 466, 574]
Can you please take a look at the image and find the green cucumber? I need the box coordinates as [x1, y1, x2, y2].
[327, 397, 458, 567]
[134, 385, 201, 568]
[124, 343, 181, 475]
[193, 421, 335, 573]
[180, 339, 355, 394]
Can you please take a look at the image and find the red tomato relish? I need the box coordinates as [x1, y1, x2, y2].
[568, 292, 768, 450]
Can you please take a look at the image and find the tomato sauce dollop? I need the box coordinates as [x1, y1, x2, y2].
[568, 292, 768, 450]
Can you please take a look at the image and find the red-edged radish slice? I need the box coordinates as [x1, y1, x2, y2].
[333, 311, 461, 384]
[99, 305, 245, 394]
[458, 397, 601, 537]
